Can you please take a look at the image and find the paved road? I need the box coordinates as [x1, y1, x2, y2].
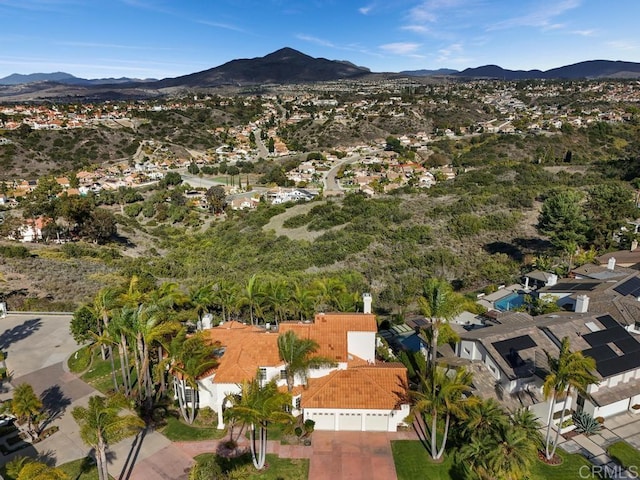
[0, 314, 188, 479]
[323, 154, 361, 195]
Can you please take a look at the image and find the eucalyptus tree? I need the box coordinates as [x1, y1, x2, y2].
[543, 336, 598, 461]
[72, 394, 145, 480]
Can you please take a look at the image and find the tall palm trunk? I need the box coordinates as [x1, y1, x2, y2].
[436, 414, 451, 460]
[135, 334, 144, 402]
[97, 435, 109, 480]
[174, 377, 190, 423]
[117, 340, 130, 397]
[550, 387, 571, 460]
[102, 313, 117, 391]
[430, 323, 440, 373]
[431, 408, 438, 459]
[544, 392, 558, 459]
[158, 345, 166, 396]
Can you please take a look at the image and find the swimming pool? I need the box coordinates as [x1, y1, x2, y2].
[494, 292, 526, 311]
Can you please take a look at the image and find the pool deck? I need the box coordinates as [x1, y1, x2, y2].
[477, 284, 524, 311]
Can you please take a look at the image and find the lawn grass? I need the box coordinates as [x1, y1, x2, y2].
[607, 440, 640, 470]
[391, 441, 457, 480]
[68, 345, 93, 374]
[193, 452, 308, 480]
[391, 440, 599, 480]
[161, 415, 227, 441]
[80, 349, 137, 395]
[530, 449, 599, 479]
[57, 457, 101, 480]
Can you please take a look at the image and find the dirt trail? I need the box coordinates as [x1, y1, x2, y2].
[262, 201, 327, 241]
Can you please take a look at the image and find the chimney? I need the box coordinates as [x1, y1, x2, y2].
[607, 257, 616, 271]
[632, 240, 638, 252]
[575, 294, 589, 313]
[363, 293, 372, 314]
[546, 274, 558, 287]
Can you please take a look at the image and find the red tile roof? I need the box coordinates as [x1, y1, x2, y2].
[279, 313, 377, 362]
[301, 365, 408, 410]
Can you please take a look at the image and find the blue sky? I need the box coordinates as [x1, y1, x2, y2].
[0, 0, 638, 79]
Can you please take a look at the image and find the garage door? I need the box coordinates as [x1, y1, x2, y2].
[365, 413, 388, 431]
[310, 412, 335, 430]
[339, 413, 362, 431]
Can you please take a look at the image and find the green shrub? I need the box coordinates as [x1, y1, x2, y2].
[572, 411, 602, 435]
[0, 245, 30, 258]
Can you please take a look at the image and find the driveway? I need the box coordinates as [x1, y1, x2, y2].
[0, 313, 184, 479]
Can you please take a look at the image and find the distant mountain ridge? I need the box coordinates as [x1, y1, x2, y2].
[151, 47, 371, 88]
[0, 72, 155, 86]
[455, 60, 640, 80]
[2, 50, 640, 101]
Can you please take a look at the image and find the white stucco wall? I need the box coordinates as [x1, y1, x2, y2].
[347, 331, 376, 362]
[303, 404, 410, 432]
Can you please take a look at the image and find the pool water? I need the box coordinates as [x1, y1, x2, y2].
[494, 292, 526, 311]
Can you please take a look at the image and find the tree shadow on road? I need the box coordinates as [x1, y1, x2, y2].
[0, 318, 42, 351]
[118, 427, 147, 480]
[39, 384, 71, 430]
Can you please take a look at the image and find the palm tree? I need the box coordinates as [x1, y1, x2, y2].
[132, 303, 181, 406]
[461, 398, 508, 443]
[224, 378, 293, 470]
[189, 282, 214, 324]
[542, 336, 598, 460]
[72, 394, 145, 480]
[166, 329, 218, 424]
[11, 383, 43, 439]
[213, 279, 238, 323]
[311, 277, 347, 312]
[238, 274, 262, 325]
[458, 421, 537, 480]
[277, 330, 336, 392]
[290, 281, 314, 321]
[263, 278, 290, 327]
[14, 460, 68, 480]
[408, 367, 476, 460]
[418, 279, 464, 372]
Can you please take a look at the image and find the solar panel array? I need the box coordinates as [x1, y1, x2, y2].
[546, 281, 599, 292]
[581, 317, 640, 377]
[597, 315, 619, 329]
[492, 335, 537, 371]
[613, 277, 640, 297]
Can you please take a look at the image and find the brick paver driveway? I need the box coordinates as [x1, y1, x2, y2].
[309, 431, 408, 480]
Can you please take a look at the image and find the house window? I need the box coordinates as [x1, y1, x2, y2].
[258, 368, 267, 381]
[280, 369, 287, 380]
[295, 397, 301, 410]
[185, 388, 199, 403]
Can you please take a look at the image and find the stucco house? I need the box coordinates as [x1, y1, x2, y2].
[181, 308, 409, 432]
[455, 268, 640, 429]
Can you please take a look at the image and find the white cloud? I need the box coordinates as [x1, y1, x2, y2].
[359, 4, 373, 15]
[379, 42, 422, 55]
[606, 40, 638, 51]
[197, 20, 245, 33]
[571, 29, 596, 37]
[436, 42, 463, 62]
[296, 34, 335, 48]
[401, 24, 430, 34]
[488, 0, 582, 31]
